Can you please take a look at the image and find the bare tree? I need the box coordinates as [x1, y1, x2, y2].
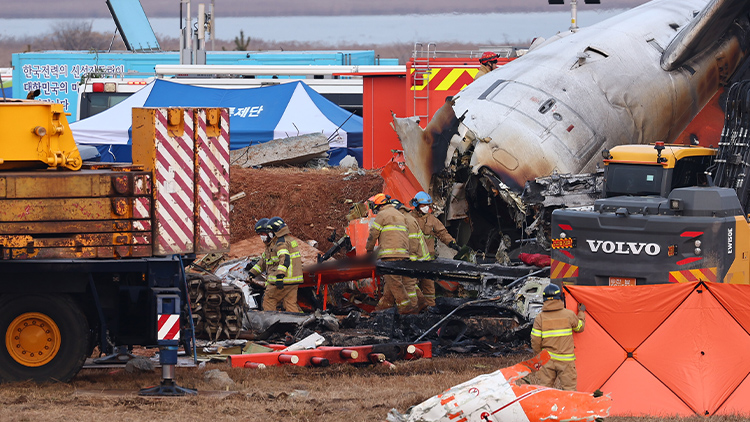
[50, 21, 111, 51]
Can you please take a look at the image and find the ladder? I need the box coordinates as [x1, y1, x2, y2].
[412, 42, 437, 125]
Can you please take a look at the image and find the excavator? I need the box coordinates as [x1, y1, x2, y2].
[550, 80, 750, 286]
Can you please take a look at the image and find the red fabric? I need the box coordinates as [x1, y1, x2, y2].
[601, 359, 694, 417]
[518, 253, 550, 267]
[567, 283, 693, 351]
[565, 282, 750, 416]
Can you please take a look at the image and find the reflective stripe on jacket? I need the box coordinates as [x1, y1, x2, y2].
[530, 299, 585, 361]
[400, 209, 430, 261]
[249, 245, 277, 277]
[269, 226, 304, 284]
[414, 211, 456, 258]
[365, 204, 410, 259]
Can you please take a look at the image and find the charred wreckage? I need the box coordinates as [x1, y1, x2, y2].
[186, 251, 552, 358]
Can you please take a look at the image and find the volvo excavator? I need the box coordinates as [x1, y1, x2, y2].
[550, 81, 750, 286]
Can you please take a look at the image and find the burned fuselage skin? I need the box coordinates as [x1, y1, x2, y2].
[394, 0, 750, 256]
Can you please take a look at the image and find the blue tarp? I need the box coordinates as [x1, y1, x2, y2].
[71, 79, 363, 165]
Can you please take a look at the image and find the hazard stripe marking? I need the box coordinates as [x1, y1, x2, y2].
[133, 197, 151, 219]
[551, 259, 579, 279]
[157, 314, 181, 340]
[194, 109, 230, 252]
[410, 68, 441, 91]
[435, 68, 474, 91]
[668, 267, 717, 283]
[153, 109, 195, 255]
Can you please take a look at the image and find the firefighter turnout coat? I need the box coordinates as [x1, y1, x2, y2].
[366, 204, 410, 259]
[400, 208, 430, 261]
[531, 299, 585, 362]
[248, 226, 303, 286]
[414, 211, 456, 258]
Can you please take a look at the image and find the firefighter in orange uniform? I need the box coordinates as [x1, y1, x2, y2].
[531, 284, 586, 391]
[365, 194, 415, 314]
[410, 191, 461, 307]
[247, 217, 303, 313]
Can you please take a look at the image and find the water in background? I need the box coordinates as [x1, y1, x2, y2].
[1, 10, 626, 45]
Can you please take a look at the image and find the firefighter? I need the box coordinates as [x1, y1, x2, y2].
[365, 193, 415, 314]
[410, 191, 461, 307]
[476, 51, 500, 79]
[531, 283, 586, 391]
[247, 217, 303, 313]
[391, 198, 430, 312]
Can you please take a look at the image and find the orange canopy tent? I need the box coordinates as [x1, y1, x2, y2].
[564, 282, 750, 416]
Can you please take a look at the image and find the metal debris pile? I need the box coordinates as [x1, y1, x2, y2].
[186, 250, 551, 358]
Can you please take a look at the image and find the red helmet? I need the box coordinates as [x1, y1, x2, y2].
[479, 51, 498, 65]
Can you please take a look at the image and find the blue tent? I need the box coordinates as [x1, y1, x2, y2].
[71, 79, 363, 165]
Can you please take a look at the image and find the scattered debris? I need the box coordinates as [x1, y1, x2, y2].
[387, 351, 612, 422]
[229, 191, 246, 202]
[338, 155, 359, 168]
[203, 369, 235, 388]
[228, 341, 431, 368]
[125, 357, 155, 373]
[230, 133, 329, 168]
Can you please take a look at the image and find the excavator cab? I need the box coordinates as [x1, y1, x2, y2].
[601, 143, 716, 198]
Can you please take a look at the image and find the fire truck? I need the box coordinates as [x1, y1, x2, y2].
[0, 97, 229, 393]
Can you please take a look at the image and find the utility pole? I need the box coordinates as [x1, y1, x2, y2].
[548, 0, 601, 33]
[180, 0, 192, 64]
[210, 0, 215, 52]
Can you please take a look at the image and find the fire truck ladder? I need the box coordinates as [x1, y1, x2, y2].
[707, 80, 750, 212]
[412, 42, 437, 124]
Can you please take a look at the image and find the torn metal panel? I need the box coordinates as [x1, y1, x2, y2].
[229, 133, 329, 168]
[242, 310, 312, 340]
[387, 351, 612, 422]
[522, 169, 604, 208]
[375, 258, 542, 295]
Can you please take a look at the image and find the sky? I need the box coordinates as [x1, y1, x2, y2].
[3, 0, 653, 19]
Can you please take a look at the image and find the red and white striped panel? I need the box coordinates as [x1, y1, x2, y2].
[153, 109, 195, 255]
[194, 108, 231, 253]
[132, 198, 151, 222]
[132, 218, 152, 232]
[157, 314, 181, 341]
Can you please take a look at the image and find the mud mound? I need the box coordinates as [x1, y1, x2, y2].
[229, 167, 383, 253]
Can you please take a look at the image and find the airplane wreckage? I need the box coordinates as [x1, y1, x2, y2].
[393, 0, 750, 259]
[387, 351, 612, 422]
[187, 0, 750, 357]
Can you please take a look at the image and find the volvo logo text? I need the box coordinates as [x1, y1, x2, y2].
[586, 240, 660, 256]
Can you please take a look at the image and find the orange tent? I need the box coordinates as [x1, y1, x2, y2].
[565, 282, 750, 416]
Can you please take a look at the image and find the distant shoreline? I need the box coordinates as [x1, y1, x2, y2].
[1, 0, 648, 20]
[0, 10, 626, 44]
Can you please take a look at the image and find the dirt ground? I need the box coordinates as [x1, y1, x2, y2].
[0, 354, 744, 422]
[229, 166, 383, 255]
[0, 165, 746, 421]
